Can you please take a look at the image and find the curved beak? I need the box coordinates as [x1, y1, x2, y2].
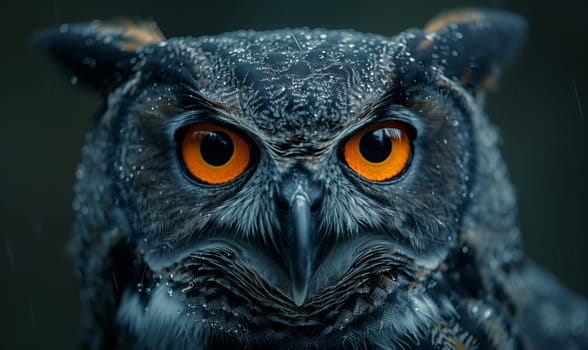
[286, 190, 314, 306]
[276, 168, 323, 306]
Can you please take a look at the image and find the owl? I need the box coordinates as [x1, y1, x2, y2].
[36, 8, 588, 350]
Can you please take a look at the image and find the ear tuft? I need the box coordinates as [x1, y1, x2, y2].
[33, 20, 165, 90]
[413, 8, 526, 96]
[99, 20, 165, 52]
[423, 9, 485, 35]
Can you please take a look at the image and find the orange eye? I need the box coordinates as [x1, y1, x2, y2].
[180, 124, 250, 184]
[343, 121, 411, 181]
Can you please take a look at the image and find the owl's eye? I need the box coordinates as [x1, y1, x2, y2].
[343, 121, 411, 181]
[180, 124, 251, 184]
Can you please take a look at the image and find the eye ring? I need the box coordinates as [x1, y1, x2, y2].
[180, 124, 251, 184]
[343, 121, 412, 181]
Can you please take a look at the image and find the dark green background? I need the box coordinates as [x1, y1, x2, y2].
[1, 0, 586, 348]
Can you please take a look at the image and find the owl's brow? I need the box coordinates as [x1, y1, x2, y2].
[178, 82, 241, 115]
[349, 84, 406, 125]
[172, 84, 269, 137]
[351, 62, 436, 122]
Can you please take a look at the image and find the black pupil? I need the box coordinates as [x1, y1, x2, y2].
[200, 131, 234, 166]
[359, 128, 392, 163]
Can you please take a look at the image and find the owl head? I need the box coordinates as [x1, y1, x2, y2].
[36, 9, 525, 349]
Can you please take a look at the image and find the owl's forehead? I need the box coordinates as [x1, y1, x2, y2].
[167, 29, 401, 144]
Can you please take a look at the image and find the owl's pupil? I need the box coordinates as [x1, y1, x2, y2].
[359, 129, 392, 163]
[200, 132, 234, 166]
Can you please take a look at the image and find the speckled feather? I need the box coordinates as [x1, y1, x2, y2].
[35, 8, 588, 350]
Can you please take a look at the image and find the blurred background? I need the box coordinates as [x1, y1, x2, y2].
[0, 0, 586, 348]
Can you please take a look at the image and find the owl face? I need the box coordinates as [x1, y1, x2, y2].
[121, 28, 475, 262]
[37, 9, 526, 349]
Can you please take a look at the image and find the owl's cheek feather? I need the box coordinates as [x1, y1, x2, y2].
[118, 238, 512, 349]
[123, 242, 424, 346]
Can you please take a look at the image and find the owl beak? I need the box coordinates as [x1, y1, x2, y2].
[277, 169, 323, 307]
[287, 191, 314, 306]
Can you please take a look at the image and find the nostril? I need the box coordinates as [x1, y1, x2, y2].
[308, 185, 324, 213]
[310, 200, 321, 213]
[274, 185, 293, 214]
[276, 195, 289, 211]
